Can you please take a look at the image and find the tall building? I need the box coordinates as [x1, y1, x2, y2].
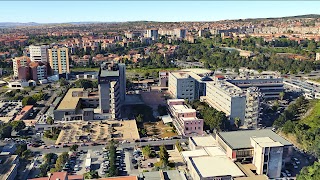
[146, 29, 158, 40]
[29, 45, 49, 62]
[203, 80, 246, 125]
[48, 47, 70, 75]
[244, 87, 262, 129]
[12, 56, 31, 80]
[29, 61, 47, 81]
[168, 71, 196, 101]
[98, 62, 126, 119]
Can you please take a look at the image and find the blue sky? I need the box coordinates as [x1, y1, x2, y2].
[1, 1, 320, 23]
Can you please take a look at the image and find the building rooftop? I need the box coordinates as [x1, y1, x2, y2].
[190, 156, 245, 178]
[181, 149, 208, 159]
[15, 105, 33, 120]
[56, 88, 84, 110]
[190, 136, 218, 148]
[203, 146, 226, 157]
[251, 137, 284, 147]
[170, 72, 192, 79]
[218, 129, 292, 150]
[139, 170, 184, 180]
[180, 68, 212, 75]
[99, 176, 138, 180]
[29, 172, 83, 180]
[172, 105, 196, 113]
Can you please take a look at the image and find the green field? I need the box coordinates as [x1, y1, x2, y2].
[70, 67, 99, 72]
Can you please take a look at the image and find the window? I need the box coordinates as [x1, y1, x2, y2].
[198, 127, 201, 129]
[186, 127, 189, 130]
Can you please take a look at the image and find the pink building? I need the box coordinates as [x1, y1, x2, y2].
[168, 99, 203, 136]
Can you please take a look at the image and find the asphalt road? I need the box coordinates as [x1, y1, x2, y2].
[28, 139, 187, 154]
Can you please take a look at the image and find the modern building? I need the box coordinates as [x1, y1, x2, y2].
[159, 71, 169, 87]
[188, 135, 218, 151]
[168, 72, 196, 101]
[167, 99, 203, 136]
[244, 87, 262, 129]
[29, 61, 47, 81]
[250, 137, 284, 179]
[202, 80, 246, 125]
[28, 171, 83, 180]
[53, 88, 98, 121]
[226, 76, 284, 99]
[48, 46, 70, 75]
[216, 129, 293, 178]
[29, 45, 49, 62]
[146, 29, 158, 40]
[98, 62, 126, 119]
[138, 170, 185, 180]
[12, 56, 31, 79]
[0, 155, 19, 180]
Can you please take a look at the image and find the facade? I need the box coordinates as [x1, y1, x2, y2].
[167, 99, 203, 136]
[146, 29, 158, 40]
[216, 129, 293, 178]
[174, 28, 187, 38]
[12, 56, 30, 79]
[48, 46, 70, 75]
[168, 72, 196, 101]
[244, 87, 262, 129]
[158, 71, 169, 87]
[0, 155, 19, 180]
[202, 80, 246, 125]
[250, 137, 284, 179]
[29, 45, 49, 62]
[29, 61, 47, 81]
[227, 76, 284, 99]
[316, 52, 320, 61]
[98, 62, 126, 119]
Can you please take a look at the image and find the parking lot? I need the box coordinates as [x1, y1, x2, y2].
[0, 101, 22, 122]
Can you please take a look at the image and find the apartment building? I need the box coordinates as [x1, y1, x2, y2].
[29, 61, 47, 81]
[244, 87, 262, 129]
[202, 80, 246, 125]
[29, 45, 49, 62]
[146, 29, 158, 40]
[98, 62, 126, 119]
[48, 46, 70, 75]
[12, 56, 30, 79]
[167, 99, 203, 136]
[0, 155, 20, 180]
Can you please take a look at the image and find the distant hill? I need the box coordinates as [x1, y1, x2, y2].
[0, 14, 319, 27]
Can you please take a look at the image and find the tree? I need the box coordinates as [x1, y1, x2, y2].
[159, 145, 169, 167]
[282, 120, 295, 134]
[69, 144, 79, 152]
[157, 105, 167, 116]
[54, 152, 69, 171]
[175, 140, 183, 152]
[0, 124, 12, 139]
[234, 117, 241, 128]
[279, 92, 285, 100]
[142, 145, 152, 159]
[136, 114, 143, 123]
[84, 171, 99, 179]
[59, 78, 68, 86]
[297, 161, 320, 180]
[10, 121, 26, 132]
[46, 116, 54, 125]
[22, 96, 36, 106]
[15, 143, 27, 156]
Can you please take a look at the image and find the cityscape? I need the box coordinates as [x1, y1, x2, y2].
[1, 1, 320, 180]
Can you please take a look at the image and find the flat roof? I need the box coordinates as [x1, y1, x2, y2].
[181, 149, 208, 159]
[204, 147, 226, 157]
[56, 88, 84, 110]
[161, 115, 173, 124]
[190, 156, 245, 178]
[251, 137, 284, 147]
[172, 105, 196, 113]
[190, 136, 218, 147]
[170, 71, 191, 79]
[218, 129, 292, 150]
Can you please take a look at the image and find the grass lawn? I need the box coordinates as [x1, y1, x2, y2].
[127, 67, 180, 74]
[144, 121, 177, 138]
[301, 99, 320, 129]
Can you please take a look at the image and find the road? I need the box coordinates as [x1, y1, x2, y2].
[28, 139, 188, 154]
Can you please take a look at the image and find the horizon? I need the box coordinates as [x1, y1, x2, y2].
[1, 1, 320, 23]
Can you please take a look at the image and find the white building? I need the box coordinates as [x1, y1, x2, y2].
[316, 52, 320, 61]
[168, 72, 196, 101]
[146, 29, 158, 40]
[12, 56, 30, 77]
[202, 80, 246, 124]
[29, 45, 49, 62]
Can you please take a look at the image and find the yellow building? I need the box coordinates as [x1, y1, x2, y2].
[48, 47, 69, 75]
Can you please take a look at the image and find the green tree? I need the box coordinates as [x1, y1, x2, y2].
[46, 116, 54, 125]
[0, 124, 12, 139]
[69, 144, 79, 152]
[234, 117, 241, 128]
[84, 170, 99, 179]
[297, 161, 320, 180]
[58, 78, 68, 86]
[54, 152, 69, 171]
[10, 121, 26, 132]
[159, 145, 169, 167]
[22, 96, 36, 106]
[142, 145, 152, 159]
[136, 114, 143, 123]
[282, 120, 295, 134]
[175, 140, 183, 152]
[279, 92, 285, 101]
